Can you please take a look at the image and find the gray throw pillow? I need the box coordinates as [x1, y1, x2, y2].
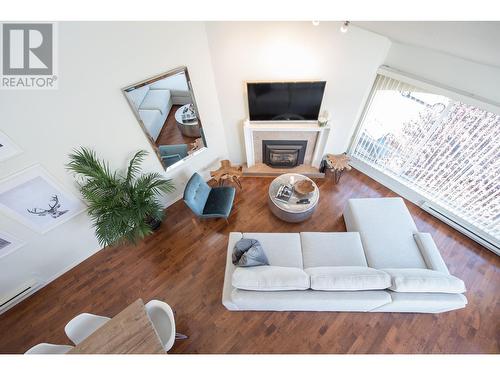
[232, 238, 269, 267]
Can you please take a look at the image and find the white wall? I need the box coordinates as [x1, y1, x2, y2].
[0, 22, 227, 303]
[384, 42, 500, 103]
[205, 21, 391, 163]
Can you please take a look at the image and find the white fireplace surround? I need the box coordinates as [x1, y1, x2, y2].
[243, 120, 331, 168]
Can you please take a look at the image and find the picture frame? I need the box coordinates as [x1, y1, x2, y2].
[0, 165, 86, 233]
[0, 130, 22, 162]
[0, 231, 25, 259]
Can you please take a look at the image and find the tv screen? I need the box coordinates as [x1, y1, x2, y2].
[247, 81, 326, 121]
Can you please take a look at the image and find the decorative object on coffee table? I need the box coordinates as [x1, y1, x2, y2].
[210, 160, 243, 189]
[326, 153, 351, 184]
[268, 173, 319, 223]
[293, 179, 315, 196]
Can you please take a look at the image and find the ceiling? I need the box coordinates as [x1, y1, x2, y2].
[353, 21, 500, 68]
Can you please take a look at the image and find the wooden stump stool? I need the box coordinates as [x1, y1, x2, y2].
[210, 160, 243, 189]
[326, 153, 351, 184]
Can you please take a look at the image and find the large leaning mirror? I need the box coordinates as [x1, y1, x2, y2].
[123, 66, 207, 170]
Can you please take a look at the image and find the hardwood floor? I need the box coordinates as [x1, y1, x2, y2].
[0, 169, 498, 354]
[155, 105, 195, 147]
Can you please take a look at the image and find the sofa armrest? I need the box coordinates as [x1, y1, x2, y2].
[413, 232, 450, 275]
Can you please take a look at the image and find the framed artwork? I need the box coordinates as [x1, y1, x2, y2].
[0, 165, 86, 233]
[0, 231, 25, 259]
[0, 131, 22, 162]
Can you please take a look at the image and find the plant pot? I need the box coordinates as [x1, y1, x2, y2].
[146, 217, 162, 231]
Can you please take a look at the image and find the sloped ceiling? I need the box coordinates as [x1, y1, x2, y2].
[354, 21, 500, 68]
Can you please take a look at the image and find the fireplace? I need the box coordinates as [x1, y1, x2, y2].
[263, 140, 307, 168]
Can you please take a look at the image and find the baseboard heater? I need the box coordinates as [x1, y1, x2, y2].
[0, 279, 41, 315]
[421, 202, 500, 256]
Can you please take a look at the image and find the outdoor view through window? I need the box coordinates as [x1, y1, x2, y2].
[350, 74, 500, 248]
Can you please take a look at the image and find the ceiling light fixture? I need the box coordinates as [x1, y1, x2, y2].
[312, 21, 320, 26]
[340, 21, 350, 33]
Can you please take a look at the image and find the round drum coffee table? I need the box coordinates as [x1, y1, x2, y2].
[175, 104, 201, 138]
[268, 173, 319, 223]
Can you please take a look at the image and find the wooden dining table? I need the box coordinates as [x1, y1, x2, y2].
[68, 299, 165, 354]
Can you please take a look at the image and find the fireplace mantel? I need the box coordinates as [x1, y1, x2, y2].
[243, 119, 331, 168]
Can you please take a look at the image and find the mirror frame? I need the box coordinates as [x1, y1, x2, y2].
[122, 66, 207, 171]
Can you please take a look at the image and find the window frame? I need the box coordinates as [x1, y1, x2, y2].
[347, 65, 500, 255]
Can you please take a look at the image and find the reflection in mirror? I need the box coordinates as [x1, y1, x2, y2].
[123, 67, 207, 170]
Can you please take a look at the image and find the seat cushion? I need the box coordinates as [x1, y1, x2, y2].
[301, 232, 368, 268]
[372, 292, 467, 313]
[139, 89, 171, 115]
[305, 266, 391, 291]
[343, 198, 427, 269]
[232, 266, 310, 291]
[203, 186, 235, 218]
[382, 268, 466, 293]
[242, 233, 303, 268]
[230, 289, 392, 312]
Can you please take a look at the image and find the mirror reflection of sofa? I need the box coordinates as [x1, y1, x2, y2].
[125, 73, 191, 141]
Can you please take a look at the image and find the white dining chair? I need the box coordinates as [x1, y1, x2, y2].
[145, 300, 187, 352]
[64, 313, 111, 345]
[25, 343, 74, 354]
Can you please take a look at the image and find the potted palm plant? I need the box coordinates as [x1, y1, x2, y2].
[67, 147, 175, 247]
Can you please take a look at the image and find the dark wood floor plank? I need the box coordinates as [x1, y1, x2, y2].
[0, 170, 499, 354]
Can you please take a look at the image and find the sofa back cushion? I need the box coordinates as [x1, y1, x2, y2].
[301, 232, 368, 268]
[305, 266, 391, 291]
[382, 268, 466, 293]
[126, 85, 150, 110]
[242, 233, 303, 268]
[232, 266, 310, 291]
[343, 198, 427, 269]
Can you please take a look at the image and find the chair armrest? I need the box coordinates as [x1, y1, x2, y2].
[413, 232, 450, 275]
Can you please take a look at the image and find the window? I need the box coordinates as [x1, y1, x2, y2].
[349, 69, 500, 252]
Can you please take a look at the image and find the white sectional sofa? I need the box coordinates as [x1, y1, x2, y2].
[222, 197, 467, 313]
[125, 73, 191, 141]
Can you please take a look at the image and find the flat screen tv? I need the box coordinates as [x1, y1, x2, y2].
[247, 81, 326, 121]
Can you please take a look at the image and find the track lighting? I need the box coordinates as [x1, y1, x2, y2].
[340, 21, 350, 33]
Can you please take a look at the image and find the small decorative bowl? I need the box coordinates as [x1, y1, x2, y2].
[294, 180, 314, 196]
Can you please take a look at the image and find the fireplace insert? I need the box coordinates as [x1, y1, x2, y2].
[263, 140, 307, 168]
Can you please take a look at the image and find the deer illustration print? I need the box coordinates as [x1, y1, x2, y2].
[27, 195, 69, 218]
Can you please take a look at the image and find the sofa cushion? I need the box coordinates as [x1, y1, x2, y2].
[242, 233, 303, 268]
[150, 73, 190, 97]
[232, 266, 310, 291]
[305, 266, 391, 291]
[382, 268, 466, 293]
[343, 198, 427, 269]
[230, 289, 392, 312]
[139, 89, 171, 115]
[301, 232, 367, 268]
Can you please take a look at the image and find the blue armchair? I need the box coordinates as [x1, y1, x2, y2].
[183, 173, 235, 222]
[158, 144, 189, 168]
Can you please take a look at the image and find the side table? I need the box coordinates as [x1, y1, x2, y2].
[326, 153, 351, 184]
[210, 160, 243, 189]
